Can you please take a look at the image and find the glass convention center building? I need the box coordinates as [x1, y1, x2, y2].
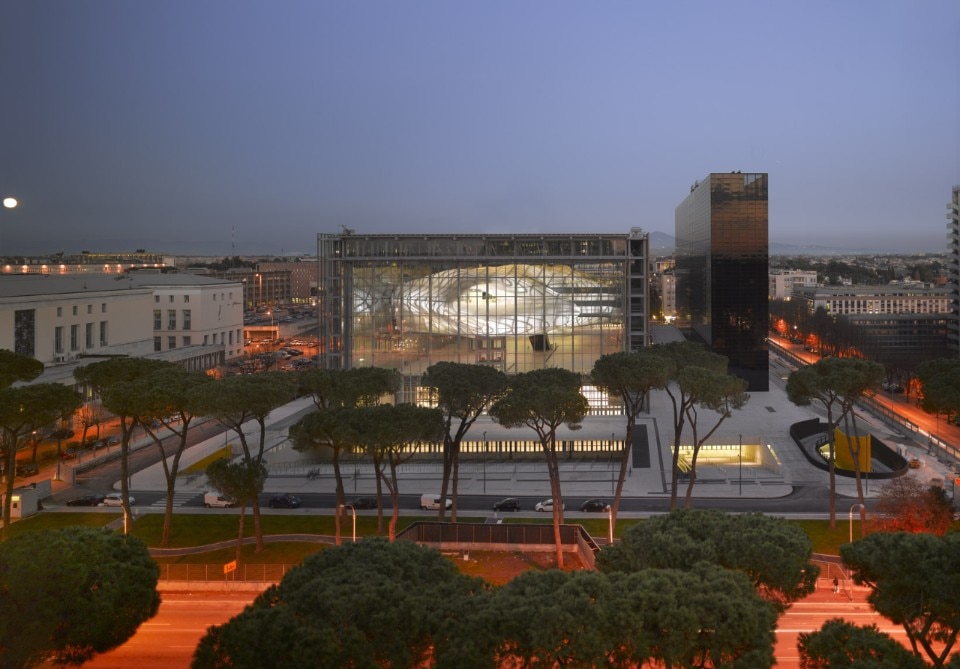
[316, 231, 649, 409]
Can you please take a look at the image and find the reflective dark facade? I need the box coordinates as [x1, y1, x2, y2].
[675, 173, 769, 391]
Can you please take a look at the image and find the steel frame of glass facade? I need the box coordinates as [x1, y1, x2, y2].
[675, 173, 769, 391]
[317, 231, 648, 404]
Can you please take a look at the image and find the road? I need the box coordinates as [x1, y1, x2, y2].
[75, 482, 870, 518]
[67, 592, 252, 669]
[774, 588, 908, 668]
[63, 588, 903, 668]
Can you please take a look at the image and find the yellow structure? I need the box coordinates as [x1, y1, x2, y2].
[834, 428, 871, 472]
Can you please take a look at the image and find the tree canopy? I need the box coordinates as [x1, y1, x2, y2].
[917, 358, 960, 419]
[798, 619, 927, 669]
[421, 362, 508, 521]
[0, 349, 43, 390]
[842, 531, 960, 667]
[74, 357, 172, 532]
[488, 367, 589, 567]
[873, 477, 955, 536]
[644, 341, 733, 508]
[0, 527, 159, 668]
[591, 350, 671, 523]
[596, 508, 818, 612]
[191, 539, 488, 669]
[0, 382, 81, 539]
[206, 458, 268, 565]
[191, 540, 777, 669]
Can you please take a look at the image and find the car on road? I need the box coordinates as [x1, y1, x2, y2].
[420, 494, 453, 511]
[15, 463, 39, 477]
[580, 499, 609, 513]
[349, 497, 377, 510]
[493, 497, 521, 512]
[101, 493, 134, 507]
[66, 495, 104, 507]
[268, 493, 302, 509]
[204, 492, 237, 508]
[534, 498, 565, 512]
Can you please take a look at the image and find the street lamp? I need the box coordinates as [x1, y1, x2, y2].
[607, 505, 614, 545]
[482, 431, 487, 494]
[738, 434, 743, 496]
[339, 504, 357, 542]
[849, 503, 865, 544]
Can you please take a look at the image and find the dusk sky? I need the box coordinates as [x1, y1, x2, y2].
[2, 1, 958, 256]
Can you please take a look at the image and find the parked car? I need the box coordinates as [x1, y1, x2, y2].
[101, 493, 134, 507]
[493, 497, 521, 512]
[420, 494, 452, 511]
[49, 428, 75, 440]
[534, 498, 565, 512]
[15, 463, 39, 477]
[349, 497, 377, 510]
[204, 492, 236, 508]
[269, 493, 302, 509]
[580, 499, 609, 512]
[66, 495, 103, 507]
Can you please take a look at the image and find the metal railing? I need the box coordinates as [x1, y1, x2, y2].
[156, 562, 295, 582]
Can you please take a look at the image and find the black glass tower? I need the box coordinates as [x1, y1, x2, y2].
[675, 173, 769, 391]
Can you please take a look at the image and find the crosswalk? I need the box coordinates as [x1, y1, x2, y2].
[147, 491, 202, 508]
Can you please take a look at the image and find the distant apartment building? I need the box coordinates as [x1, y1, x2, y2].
[769, 270, 818, 300]
[675, 172, 769, 391]
[659, 270, 677, 321]
[182, 258, 317, 310]
[948, 185, 960, 354]
[794, 284, 952, 316]
[792, 284, 952, 359]
[254, 261, 317, 305]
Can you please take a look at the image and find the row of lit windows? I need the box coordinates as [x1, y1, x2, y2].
[826, 298, 951, 315]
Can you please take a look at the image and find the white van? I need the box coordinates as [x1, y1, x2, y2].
[419, 494, 453, 511]
[204, 492, 236, 508]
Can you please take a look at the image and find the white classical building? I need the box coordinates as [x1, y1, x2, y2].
[127, 272, 245, 360]
[0, 272, 244, 385]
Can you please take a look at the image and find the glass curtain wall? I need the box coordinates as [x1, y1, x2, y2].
[334, 235, 630, 378]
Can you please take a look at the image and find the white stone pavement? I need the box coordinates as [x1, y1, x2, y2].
[126, 376, 958, 505]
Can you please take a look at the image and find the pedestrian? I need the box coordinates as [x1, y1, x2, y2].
[833, 577, 839, 594]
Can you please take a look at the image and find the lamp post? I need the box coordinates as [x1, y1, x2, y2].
[738, 434, 743, 496]
[849, 503, 865, 544]
[482, 431, 487, 494]
[611, 433, 616, 494]
[607, 504, 614, 545]
[339, 504, 356, 542]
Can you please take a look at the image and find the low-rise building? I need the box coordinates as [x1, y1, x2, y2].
[768, 270, 818, 300]
[0, 272, 244, 381]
